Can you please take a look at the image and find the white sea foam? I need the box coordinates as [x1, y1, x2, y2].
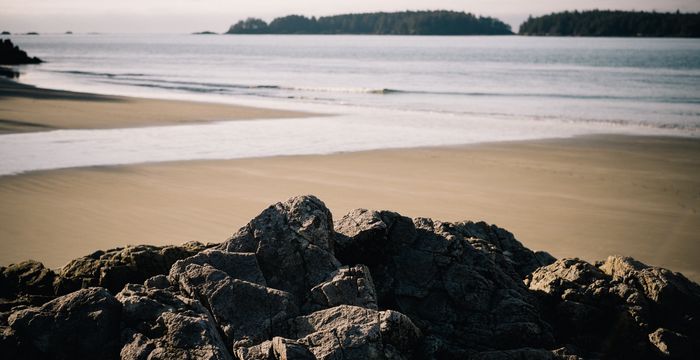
[0, 107, 690, 176]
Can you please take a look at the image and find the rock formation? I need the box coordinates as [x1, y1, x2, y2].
[0, 39, 42, 65]
[1, 195, 698, 359]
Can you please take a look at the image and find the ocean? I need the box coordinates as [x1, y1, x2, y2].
[2, 34, 700, 174]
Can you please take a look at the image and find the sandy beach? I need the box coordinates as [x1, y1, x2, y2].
[0, 81, 698, 282]
[0, 79, 312, 133]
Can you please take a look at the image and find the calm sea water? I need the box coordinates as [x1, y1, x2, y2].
[1, 34, 699, 174]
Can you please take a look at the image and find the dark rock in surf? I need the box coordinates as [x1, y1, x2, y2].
[0, 39, 42, 65]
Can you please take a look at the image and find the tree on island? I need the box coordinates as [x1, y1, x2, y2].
[519, 10, 700, 37]
[228, 18, 269, 34]
[227, 10, 513, 35]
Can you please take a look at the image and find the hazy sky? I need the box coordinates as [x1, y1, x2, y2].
[2, 0, 699, 34]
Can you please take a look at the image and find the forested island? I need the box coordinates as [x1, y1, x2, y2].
[519, 10, 700, 37]
[226, 10, 513, 35]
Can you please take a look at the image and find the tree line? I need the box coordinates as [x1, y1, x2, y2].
[518, 10, 700, 37]
[227, 11, 513, 35]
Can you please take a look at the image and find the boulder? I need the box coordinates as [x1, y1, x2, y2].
[236, 337, 316, 360]
[55, 241, 210, 294]
[598, 255, 700, 328]
[169, 249, 266, 286]
[288, 305, 421, 360]
[306, 264, 378, 312]
[334, 209, 554, 356]
[527, 256, 700, 359]
[0, 260, 56, 297]
[117, 282, 232, 360]
[0, 260, 57, 311]
[171, 262, 298, 349]
[217, 196, 340, 304]
[648, 328, 693, 359]
[4, 287, 121, 359]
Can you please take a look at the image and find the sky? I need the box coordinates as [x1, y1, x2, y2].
[2, 0, 699, 34]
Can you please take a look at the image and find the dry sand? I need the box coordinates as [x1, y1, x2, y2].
[0, 79, 312, 133]
[0, 81, 698, 282]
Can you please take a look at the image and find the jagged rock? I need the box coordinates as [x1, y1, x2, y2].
[471, 348, 584, 359]
[288, 305, 421, 360]
[169, 249, 266, 286]
[4, 287, 121, 359]
[307, 264, 378, 312]
[117, 282, 232, 360]
[454, 220, 556, 277]
[527, 256, 700, 359]
[144, 274, 171, 289]
[334, 209, 554, 356]
[56, 241, 210, 294]
[648, 328, 693, 359]
[217, 196, 340, 304]
[598, 255, 700, 326]
[0, 260, 57, 311]
[0, 260, 56, 298]
[171, 262, 298, 349]
[0, 39, 42, 65]
[3, 196, 700, 359]
[236, 337, 316, 360]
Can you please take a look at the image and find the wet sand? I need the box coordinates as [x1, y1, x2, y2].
[0, 79, 312, 133]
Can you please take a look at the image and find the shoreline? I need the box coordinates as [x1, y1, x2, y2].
[0, 79, 315, 133]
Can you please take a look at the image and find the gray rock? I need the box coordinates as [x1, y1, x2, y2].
[169, 249, 266, 286]
[455, 220, 555, 278]
[0, 260, 57, 311]
[289, 305, 421, 360]
[236, 337, 316, 360]
[599, 255, 700, 323]
[0, 260, 56, 298]
[217, 195, 340, 303]
[55, 241, 210, 294]
[471, 348, 582, 360]
[172, 262, 298, 349]
[307, 264, 378, 312]
[528, 256, 700, 359]
[143, 274, 171, 289]
[648, 328, 693, 359]
[334, 209, 554, 356]
[117, 282, 232, 360]
[6, 287, 122, 359]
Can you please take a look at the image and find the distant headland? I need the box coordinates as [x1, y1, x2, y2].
[226, 10, 514, 35]
[519, 10, 700, 37]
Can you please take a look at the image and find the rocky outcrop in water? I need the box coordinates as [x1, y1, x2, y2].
[0, 39, 42, 65]
[1, 195, 698, 359]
